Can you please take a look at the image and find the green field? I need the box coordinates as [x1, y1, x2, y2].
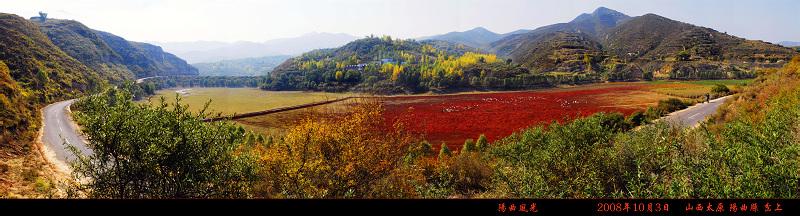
[142, 88, 359, 115]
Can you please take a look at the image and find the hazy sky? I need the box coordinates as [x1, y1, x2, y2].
[4, 0, 799, 43]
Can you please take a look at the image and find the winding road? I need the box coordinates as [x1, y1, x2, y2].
[663, 95, 732, 128]
[40, 99, 91, 166]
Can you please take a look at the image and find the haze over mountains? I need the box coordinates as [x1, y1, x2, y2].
[153, 32, 358, 64]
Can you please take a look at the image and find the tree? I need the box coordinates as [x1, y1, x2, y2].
[439, 143, 452, 160]
[462, 139, 475, 153]
[335, 71, 344, 81]
[475, 134, 488, 152]
[70, 88, 260, 198]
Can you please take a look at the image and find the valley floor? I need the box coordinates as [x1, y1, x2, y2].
[143, 80, 748, 148]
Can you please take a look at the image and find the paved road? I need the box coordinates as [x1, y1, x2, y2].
[40, 99, 91, 165]
[663, 95, 732, 128]
[135, 76, 162, 84]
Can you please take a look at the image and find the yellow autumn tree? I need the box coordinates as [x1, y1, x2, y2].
[257, 102, 416, 198]
[391, 64, 404, 81]
[335, 71, 344, 81]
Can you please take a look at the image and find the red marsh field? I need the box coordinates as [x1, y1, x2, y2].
[380, 84, 654, 150]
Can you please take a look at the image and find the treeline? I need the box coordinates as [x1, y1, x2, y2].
[131, 76, 268, 99]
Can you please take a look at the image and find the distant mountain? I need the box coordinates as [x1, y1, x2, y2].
[34, 18, 197, 78]
[501, 29, 532, 37]
[490, 7, 795, 79]
[419, 27, 503, 49]
[491, 7, 630, 56]
[193, 55, 292, 76]
[154, 32, 359, 63]
[419, 27, 532, 49]
[779, 41, 800, 47]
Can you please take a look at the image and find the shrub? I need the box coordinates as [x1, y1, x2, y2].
[71, 88, 260, 198]
[711, 84, 730, 95]
[625, 110, 646, 126]
[257, 102, 416, 198]
[489, 113, 621, 198]
[657, 98, 689, 112]
[444, 153, 492, 196]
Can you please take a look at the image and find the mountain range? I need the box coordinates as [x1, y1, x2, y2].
[780, 41, 800, 47]
[416, 7, 796, 80]
[153, 32, 359, 64]
[193, 55, 292, 76]
[269, 7, 798, 94]
[489, 7, 795, 78]
[418, 27, 530, 50]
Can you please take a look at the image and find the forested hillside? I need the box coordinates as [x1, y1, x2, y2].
[1, 13, 105, 150]
[34, 17, 198, 79]
[1, 13, 195, 196]
[267, 36, 546, 93]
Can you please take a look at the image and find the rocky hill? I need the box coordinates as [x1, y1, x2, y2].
[490, 7, 796, 79]
[602, 13, 794, 79]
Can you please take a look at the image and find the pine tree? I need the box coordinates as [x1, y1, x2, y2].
[475, 134, 488, 152]
[439, 143, 452, 160]
[462, 139, 475, 153]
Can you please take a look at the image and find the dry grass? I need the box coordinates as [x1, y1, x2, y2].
[234, 99, 364, 136]
[595, 90, 673, 109]
[645, 79, 752, 99]
[0, 143, 69, 198]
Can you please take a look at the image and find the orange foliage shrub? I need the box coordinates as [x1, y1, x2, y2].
[257, 101, 417, 198]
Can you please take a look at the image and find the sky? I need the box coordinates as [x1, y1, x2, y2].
[4, 0, 799, 43]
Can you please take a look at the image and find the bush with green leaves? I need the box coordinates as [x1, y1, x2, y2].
[70, 88, 260, 198]
[692, 82, 800, 198]
[485, 74, 800, 198]
[711, 83, 730, 95]
[489, 113, 625, 198]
